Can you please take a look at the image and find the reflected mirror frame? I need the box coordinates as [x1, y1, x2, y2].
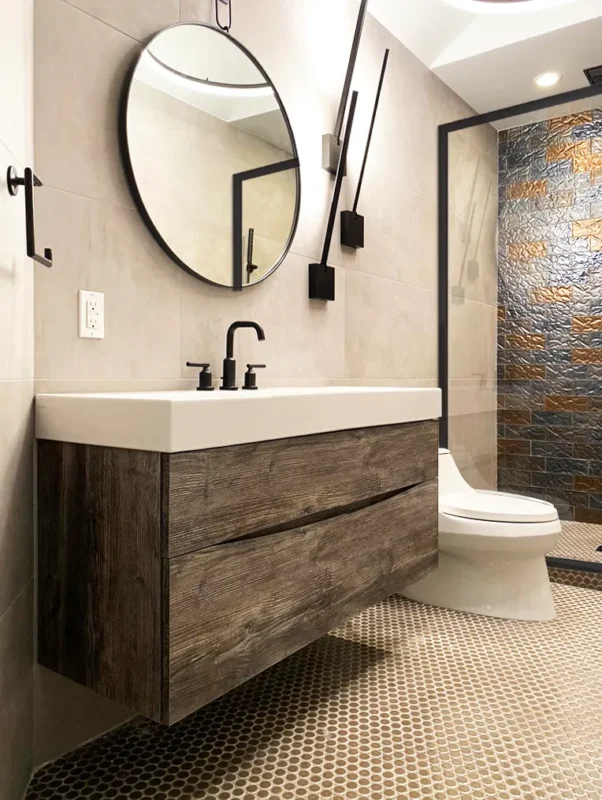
[118, 22, 301, 289]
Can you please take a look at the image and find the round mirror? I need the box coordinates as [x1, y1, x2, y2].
[120, 23, 301, 288]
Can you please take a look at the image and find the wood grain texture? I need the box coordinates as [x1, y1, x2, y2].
[165, 420, 438, 556]
[37, 441, 163, 721]
[166, 480, 437, 723]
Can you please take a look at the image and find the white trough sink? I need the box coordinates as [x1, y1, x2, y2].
[35, 386, 442, 453]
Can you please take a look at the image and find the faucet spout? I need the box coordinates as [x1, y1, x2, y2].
[221, 321, 266, 390]
[226, 321, 265, 359]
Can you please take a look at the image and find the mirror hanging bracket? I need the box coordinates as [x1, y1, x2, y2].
[6, 166, 53, 268]
[215, 0, 232, 33]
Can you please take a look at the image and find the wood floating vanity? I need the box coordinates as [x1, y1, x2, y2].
[36, 388, 441, 724]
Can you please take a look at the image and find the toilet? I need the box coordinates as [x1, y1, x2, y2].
[402, 449, 561, 621]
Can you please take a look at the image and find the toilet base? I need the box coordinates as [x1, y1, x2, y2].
[401, 550, 556, 622]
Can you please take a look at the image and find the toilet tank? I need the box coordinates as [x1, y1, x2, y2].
[438, 448, 472, 496]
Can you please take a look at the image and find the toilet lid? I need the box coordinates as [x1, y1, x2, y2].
[440, 490, 558, 523]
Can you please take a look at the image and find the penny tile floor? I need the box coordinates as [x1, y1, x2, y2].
[550, 521, 602, 564]
[26, 585, 602, 799]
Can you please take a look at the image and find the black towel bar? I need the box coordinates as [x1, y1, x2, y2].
[7, 166, 53, 268]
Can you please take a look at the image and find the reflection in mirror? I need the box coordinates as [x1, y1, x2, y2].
[121, 23, 300, 288]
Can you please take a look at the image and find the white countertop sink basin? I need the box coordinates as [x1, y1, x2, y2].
[35, 387, 442, 453]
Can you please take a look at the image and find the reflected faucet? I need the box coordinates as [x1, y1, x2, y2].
[221, 321, 265, 391]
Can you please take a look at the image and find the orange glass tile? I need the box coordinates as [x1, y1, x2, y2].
[574, 476, 602, 494]
[505, 366, 546, 380]
[575, 508, 602, 524]
[498, 409, 532, 424]
[572, 218, 602, 237]
[508, 242, 547, 263]
[571, 316, 602, 333]
[572, 152, 602, 175]
[498, 305, 506, 321]
[531, 286, 573, 304]
[549, 112, 593, 134]
[545, 396, 590, 412]
[498, 439, 530, 455]
[546, 140, 590, 163]
[572, 349, 602, 364]
[506, 333, 545, 350]
[506, 180, 547, 200]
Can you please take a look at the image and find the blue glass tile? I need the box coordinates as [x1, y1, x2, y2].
[498, 109, 602, 511]
[532, 411, 573, 427]
[572, 120, 602, 139]
[546, 458, 590, 476]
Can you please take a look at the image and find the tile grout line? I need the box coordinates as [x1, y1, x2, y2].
[59, 0, 142, 43]
[0, 577, 34, 630]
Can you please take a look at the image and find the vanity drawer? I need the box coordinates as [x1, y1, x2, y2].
[164, 479, 437, 724]
[164, 419, 438, 556]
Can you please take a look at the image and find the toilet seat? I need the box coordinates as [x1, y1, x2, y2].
[440, 490, 558, 524]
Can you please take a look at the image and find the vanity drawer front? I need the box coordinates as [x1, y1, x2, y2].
[165, 479, 437, 723]
[164, 419, 438, 556]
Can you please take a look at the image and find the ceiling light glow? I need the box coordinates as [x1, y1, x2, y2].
[442, 0, 578, 14]
[534, 71, 562, 88]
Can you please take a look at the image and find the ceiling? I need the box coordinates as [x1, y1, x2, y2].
[363, 0, 602, 122]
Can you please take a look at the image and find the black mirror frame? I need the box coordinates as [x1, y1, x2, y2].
[118, 22, 301, 290]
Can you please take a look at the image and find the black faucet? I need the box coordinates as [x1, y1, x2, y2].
[221, 321, 265, 390]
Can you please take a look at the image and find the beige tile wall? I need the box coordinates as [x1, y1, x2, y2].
[0, 0, 35, 797]
[32, 0, 498, 762]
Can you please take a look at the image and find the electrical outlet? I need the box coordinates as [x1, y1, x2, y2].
[79, 290, 104, 339]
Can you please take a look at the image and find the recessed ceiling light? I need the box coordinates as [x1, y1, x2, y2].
[534, 71, 562, 88]
[442, 0, 578, 14]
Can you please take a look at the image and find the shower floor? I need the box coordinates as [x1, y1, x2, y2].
[26, 585, 602, 800]
[549, 521, 602, 564]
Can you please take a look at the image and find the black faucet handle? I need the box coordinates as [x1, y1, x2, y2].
[243, 364, 266, 391]
[186, 362, 214, 391]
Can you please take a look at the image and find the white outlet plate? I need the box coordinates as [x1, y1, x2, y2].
[79, 290, 104, 339]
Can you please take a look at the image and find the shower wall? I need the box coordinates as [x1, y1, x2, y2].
[498, 109, 602, 522]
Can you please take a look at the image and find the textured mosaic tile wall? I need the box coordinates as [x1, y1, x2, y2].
[498, 110, 602, 522]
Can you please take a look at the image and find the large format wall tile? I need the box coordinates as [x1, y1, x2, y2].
[345, 271, 437, 380]
[348, 172, 438, 291]
[0, 582, 33, 800]
[35, 188, 182, 381]
[0, 0, 34, 794]
[450, 298, 497, 380]
[0, 142, 34, 381]
[64, 0, 179, 41]
[498, 110, 602, 518]
[180, 253, 346, 382]
[34, 0, 136, 207]
[0, 381, 33, 622]
[0, 0, 33, 166]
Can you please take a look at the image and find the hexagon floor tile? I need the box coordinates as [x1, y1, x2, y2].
[550, 521, 602, 564]
[27, 585, 602, 799]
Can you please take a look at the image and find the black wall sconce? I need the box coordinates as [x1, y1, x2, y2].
[310, 91, 359, 301]
[322, 0, 368, 175]
[6, 167, 53, 268]
[341, 48, 389, 250]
